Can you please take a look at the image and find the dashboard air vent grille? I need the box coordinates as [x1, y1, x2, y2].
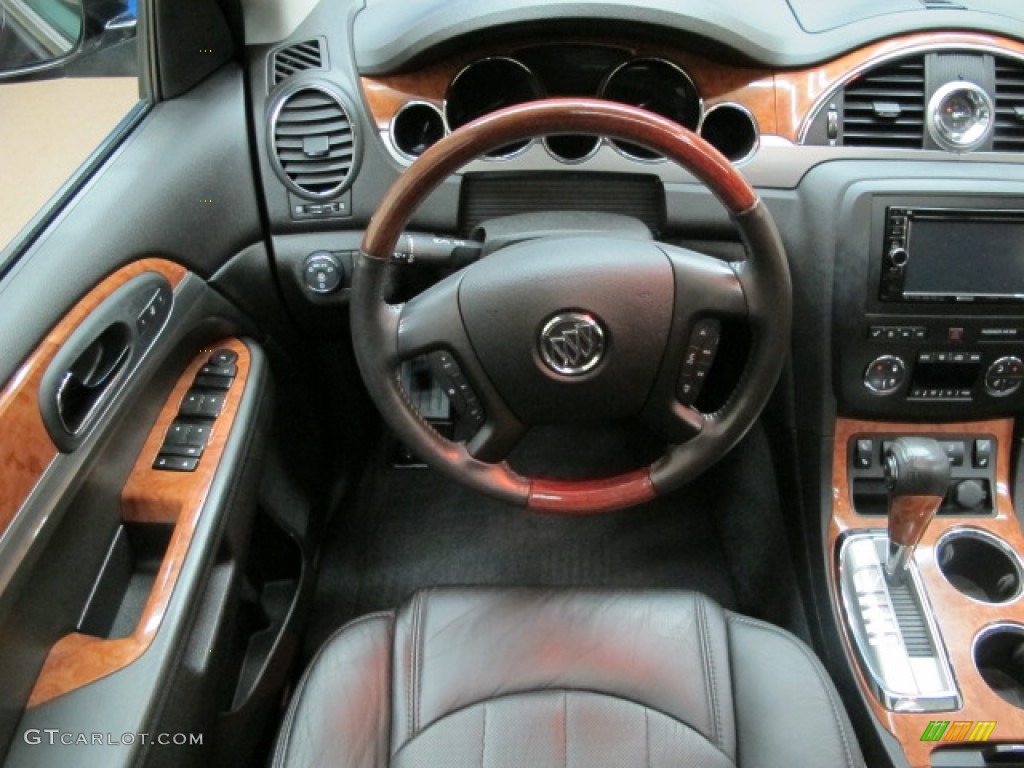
[994, 57, 1024, 152]
[272, 87, 355, 198]
[842, 56, 926, 148]
[272, 39, 324, 86]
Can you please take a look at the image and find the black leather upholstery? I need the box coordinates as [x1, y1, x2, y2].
[274, 589, 864, 768]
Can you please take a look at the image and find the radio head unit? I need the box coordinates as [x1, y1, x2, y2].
[880, 207, 1024, 303]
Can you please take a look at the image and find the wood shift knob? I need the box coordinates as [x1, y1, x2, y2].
[884, 437, 951, 581]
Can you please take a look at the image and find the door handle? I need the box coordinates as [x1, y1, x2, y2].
[55, 324, 132, 435]
[39, 271, 174, 451]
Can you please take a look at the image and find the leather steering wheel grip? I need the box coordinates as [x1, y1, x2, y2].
[351, 98, 791, 514]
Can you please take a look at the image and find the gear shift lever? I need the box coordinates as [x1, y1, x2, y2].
[883, 437, 951, 585]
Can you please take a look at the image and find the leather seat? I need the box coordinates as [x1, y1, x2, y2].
[274, 588, 864, 767]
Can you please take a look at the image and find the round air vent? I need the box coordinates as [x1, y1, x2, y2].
[269, 84, 357, 199]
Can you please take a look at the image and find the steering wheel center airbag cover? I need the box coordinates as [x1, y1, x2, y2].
[458, 236, 674, 423]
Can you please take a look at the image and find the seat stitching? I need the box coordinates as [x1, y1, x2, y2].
[272, 611, 393, 767]
[481, 700, 489, 768]
[644, 705, 651, 768]
[701, 596, 723, 750]
[390, 689, 735, 765]
[563, 690, 569, 768]
[727, 615, 859, 768]
[408, 591, 425, 742]
[696, 596, 721, 749]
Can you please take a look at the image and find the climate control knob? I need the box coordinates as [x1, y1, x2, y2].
[864, 355, 906, 395]
[985, 356, 1024, 397]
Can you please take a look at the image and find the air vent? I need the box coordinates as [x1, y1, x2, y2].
[271, 39, 325, 87]
[994, 57, 1024, 152]
[271, 86, 355, 198]
[842, 56, 926, 148]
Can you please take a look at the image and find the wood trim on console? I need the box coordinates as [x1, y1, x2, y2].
[773, 32, 1024, 142]
[0, 259, 186, 543]
[830, 418, 1024, 768]
[27, 339, 250, 708]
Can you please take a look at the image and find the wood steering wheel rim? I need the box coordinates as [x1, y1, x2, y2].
[352, 98, 791, 514]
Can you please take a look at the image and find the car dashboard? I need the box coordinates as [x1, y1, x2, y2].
[247, 1, 1024, 765]
[8, 0, 1024, 766]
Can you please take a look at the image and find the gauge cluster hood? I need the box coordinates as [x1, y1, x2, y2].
[353, 0, 1024, 73]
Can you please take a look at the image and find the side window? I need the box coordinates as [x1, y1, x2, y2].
[0, 0, 141, 251]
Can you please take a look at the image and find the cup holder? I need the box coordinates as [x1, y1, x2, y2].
[936, 529, 1023, 604]
[975, 625, 1024, 709]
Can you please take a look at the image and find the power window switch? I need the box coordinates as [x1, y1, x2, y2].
[165, 421, 192, 445]
[974, 439, 994, 469]
[198, 392, 225, 419]
[186, 423, 212, 448]
[199, 364, 236, 378]
[208, 349, 238, 366]
[159, 443, 204, 459]
[153, 455, 199, 472]
[179, 389, 206, 417]
[193, 374, 233, 391]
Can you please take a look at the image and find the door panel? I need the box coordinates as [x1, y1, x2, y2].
[0, 260, 186, 538]
[0, 42, 311, 766]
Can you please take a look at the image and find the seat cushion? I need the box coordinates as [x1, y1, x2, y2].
[273, 588, 864, 768]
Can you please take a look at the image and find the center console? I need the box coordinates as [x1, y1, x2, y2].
[830, 188, 1024, 767]
[835, 194, 1024, 421]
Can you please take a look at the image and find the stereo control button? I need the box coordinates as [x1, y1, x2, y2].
[864, 356, 906, 395]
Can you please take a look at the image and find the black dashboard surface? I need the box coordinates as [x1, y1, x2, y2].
[353, 0, 1024, 72]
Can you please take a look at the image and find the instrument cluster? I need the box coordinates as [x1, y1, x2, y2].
[386, 44, 758, 165]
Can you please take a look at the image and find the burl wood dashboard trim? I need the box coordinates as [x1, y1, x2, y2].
[361, 38, 776, 136]
[779, 32, 1024, 143]
[27, 339, 251, 708]
[0, 259, 187, 543]
[362, 32, 1024, 151]
[830, 417, 1024, 768]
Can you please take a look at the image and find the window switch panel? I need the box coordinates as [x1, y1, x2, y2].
[153, 455, 199, 472]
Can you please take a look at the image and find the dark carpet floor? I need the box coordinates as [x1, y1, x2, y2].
[302, 421, 808, 660]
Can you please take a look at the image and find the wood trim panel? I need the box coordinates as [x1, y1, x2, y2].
[0, 259, 186, 543]
[360, 39, 776, 137]
[528, 469, 655, 514]
[776, 32, 1024, 143]
[28, 339, 250, 707]
[362, 33, 1024, 151]
[830, 418, 1024, 767]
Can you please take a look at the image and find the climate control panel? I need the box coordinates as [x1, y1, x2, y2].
[862, 351, 1023, 403]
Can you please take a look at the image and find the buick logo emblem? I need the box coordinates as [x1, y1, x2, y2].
[539, 312, 606, 375]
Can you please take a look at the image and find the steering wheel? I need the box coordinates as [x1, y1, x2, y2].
[351, 98, 791, 514]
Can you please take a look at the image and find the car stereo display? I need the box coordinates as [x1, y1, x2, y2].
[881, 208, 1024, 303]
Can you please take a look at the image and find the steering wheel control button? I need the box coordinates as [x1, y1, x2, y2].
[985, 356, 1024, 397]
[303, 251, 345, 294]
[677, 318, 721, 405]
[428, 352, 485, 428]
[863, 355, 906, 395]
[538, 312, 606, 376]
